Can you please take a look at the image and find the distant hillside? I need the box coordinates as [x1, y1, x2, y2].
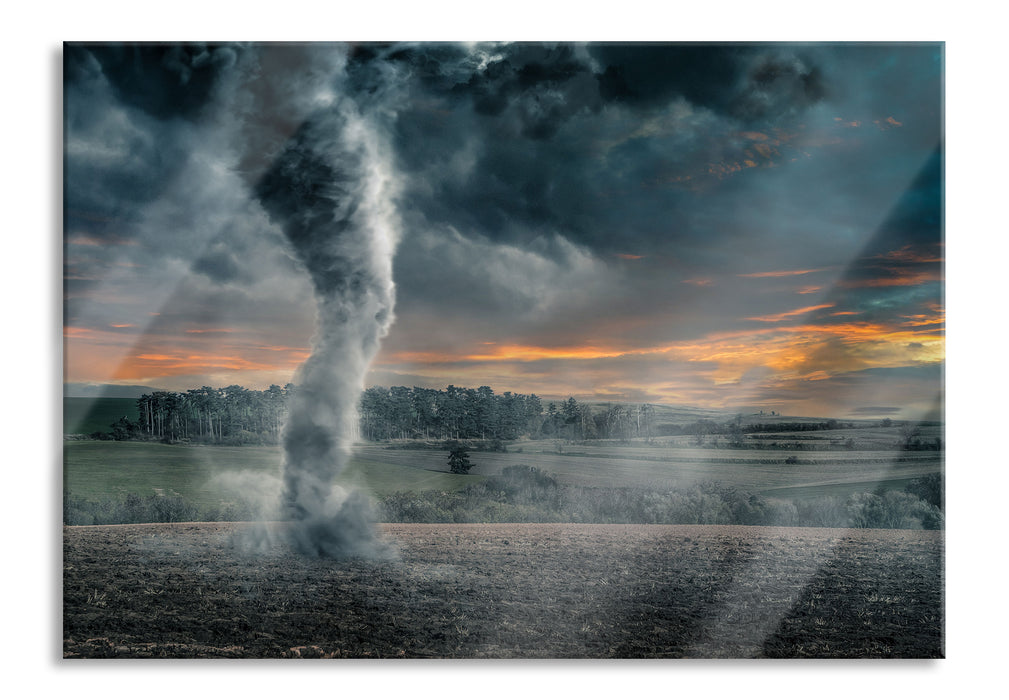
[64, 397, 139, 435]
[64, 383, 160, 399]
[583, 402, 735, 424]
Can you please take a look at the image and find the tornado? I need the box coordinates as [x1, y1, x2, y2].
[254, 95, 400, 558]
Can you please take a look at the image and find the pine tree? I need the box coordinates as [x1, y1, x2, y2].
[445, 440, 475, 474]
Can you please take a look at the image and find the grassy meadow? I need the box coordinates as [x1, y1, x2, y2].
[355, 440, 940, 497]
[63, 441, 482, 509]
[64, 434, 941, 518]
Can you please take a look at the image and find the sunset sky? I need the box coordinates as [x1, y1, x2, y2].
[63, 42, 943, 419]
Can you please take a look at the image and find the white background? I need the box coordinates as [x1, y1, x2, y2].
[4, 2, 1001, 696]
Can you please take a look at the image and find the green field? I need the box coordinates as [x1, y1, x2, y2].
[63, 441, 482, 510]
[64, 397, 138, 435]
[64, 432, 941, 513]
[357, 442, 941, 499]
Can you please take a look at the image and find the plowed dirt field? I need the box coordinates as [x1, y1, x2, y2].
[63, 522, 943, 658]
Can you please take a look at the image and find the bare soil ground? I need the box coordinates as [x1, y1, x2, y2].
[63, 522, 943, 658]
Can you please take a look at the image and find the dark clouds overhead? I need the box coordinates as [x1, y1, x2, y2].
[67, 43, 242, 121]
[63, 42, 943, 417]
[363, 42, 940, 267]
[591, 43, 827, 122]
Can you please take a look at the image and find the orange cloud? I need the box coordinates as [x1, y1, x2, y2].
[67, 321, 311, 387]
[67, 236, 105, 246]
[387, 314, 943, 370]
[66, 234, 137, 246]
[615, 253, 644, 260]
[64, 326, 100, 338]
[739, 268, 826, 278]
[185, 328, 236, 334]
[843, 269, 943, 288]
[467, 345, 629, 362]
[746, 304, 835, 323]
[901, 313, 944, 327]
[135, 353, 185, 361]
[255, 344, 311, 355]
[671, 320, 944, 386]
[797, 286, 821, 295]
[392, 341, 665, 369]
[873, 116, 905, 131]
[682, 278, 713, 286]
[113, 351, 291, 380]
[873, 245, 943, 264]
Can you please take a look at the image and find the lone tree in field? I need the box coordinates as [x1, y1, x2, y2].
[445, 440, 475, 474]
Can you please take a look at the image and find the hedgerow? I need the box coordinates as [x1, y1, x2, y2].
[64, 469, 944, 529]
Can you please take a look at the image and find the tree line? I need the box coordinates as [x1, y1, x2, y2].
[130, 384, 292, 444]
[362, 387, 669, 442]
[110, 383, 630, 444]
[93, 382, 937, 449]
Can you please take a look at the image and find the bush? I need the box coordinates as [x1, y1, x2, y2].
[794, 497, 848, 528]
[487, 438, 507, 453]
[220, 429, 265, 446]
[64, 478, 946, 530]
[846, 490, 943, 530]
[65, 493, 210, 525]
[63, 495, 96, 525]
[905, 473, 943, 509]
[725, 492, 798, 526]
[380, 493, 459, 523]
[378, 479, 947, 528]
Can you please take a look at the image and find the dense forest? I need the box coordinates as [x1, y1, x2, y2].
[103, 384, 647, 445]
[84, 383, 936, 449]
[359, 386, 619, 442]
[132, 385, 292, 444]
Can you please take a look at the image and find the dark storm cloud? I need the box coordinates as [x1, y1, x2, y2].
[64, 45, 217, 246]
[360, 41, 939, 280]
[590, 43, 826, 122]
[67, 43, 242, 121]
[64, 43, 246, 223]
[65, 41, 940, 274]
[63, 42, 312, 298]
[454, 44, 602, 139]
[375, 44, 614, 248]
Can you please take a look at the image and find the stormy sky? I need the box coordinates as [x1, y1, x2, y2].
[63, 42, 943, 419]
